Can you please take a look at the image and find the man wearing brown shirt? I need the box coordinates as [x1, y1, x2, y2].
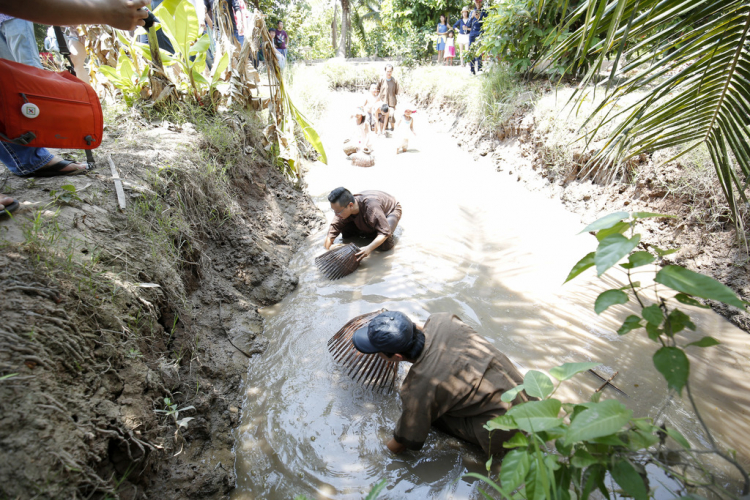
[352, 311, 531, 456]
[325, 187, 402, 261]
[375, 64, 399, 132]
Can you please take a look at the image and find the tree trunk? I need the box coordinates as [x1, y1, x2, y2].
[331, 2, 339, 53]
[336, 0, 349, 58]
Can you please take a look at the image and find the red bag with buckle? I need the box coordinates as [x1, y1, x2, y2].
[0, 58, 103, 150]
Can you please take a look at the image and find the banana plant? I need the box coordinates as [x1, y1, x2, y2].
[98, 47, 149, 105]
[153, 0, 211, 101]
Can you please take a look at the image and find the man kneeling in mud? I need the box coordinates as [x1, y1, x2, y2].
[351, 311, 533, 456]
[324, 187, 402, 262]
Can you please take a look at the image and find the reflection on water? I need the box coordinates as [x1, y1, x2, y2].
[233, 93, 750, 499]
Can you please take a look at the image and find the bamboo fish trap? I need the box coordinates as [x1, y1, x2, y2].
[315, 243, 360, 280]
[327, 309, 399, 394]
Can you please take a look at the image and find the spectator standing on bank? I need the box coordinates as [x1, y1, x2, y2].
[375, 63, 399, 133]
[453, 6, 471, 67]
[444, 30, 455, 66]
[435, 14, 448, 65]
[468, 0, 486, 75]
[274, 20, 288, 58]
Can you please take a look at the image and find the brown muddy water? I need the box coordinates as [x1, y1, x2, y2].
[232, 92, 750, 499]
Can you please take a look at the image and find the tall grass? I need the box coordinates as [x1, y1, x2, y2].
[403, 63, 527, 130]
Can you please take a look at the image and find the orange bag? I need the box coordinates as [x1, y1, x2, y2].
[0, 58, 103, 150]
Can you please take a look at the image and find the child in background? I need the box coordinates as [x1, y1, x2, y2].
[395, 108, 416, 154]
[445, 31, 455, 66]
[352, 107, 371, 148]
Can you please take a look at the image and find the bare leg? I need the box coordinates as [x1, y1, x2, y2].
[68, 38, 89, 84]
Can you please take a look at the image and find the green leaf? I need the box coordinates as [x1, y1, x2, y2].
[596, 221, 630, 241]
[611, 460, 649, 500]
[653, 347, 690, 395]
[617, 315, 643, 335]
[590, 433, 626, 446]
[631, 212, 673, 220]
[626, 429, 660, 451]
[365, 479, 387, 500]
[571, 449, 599, 468]
[507, 400, 564, 433]
[686, 336, 720, 348]
[579, 212, 629, 234]
[642, 304, 663, 325]
[666, 309, 695, 335]
[523, 371, 554, 399]
[655, 266, 746, 309]
[595, 234, 641, 276]
[189, 33, 211, 56]
[565, 252, 595, 283]
[288, 100, 328, 165]
[652, 246, 678, 257]
[645, 322, 662, 341]
[211, 52, 230, 85]
[664, 427, 691, 449]
[485, 414, 518, 432]
[565, 400, 632, 444]
[594, 289, 629, 314]
[582, 465, 607, 500]
[500, 449, 531, 493]
[501, 385, 526, 403]
[549, 362, 601, 381]
[674, 293, 710, 309]
[620, 251, 655, 269]
[555, 438, 572, 456]
[503, 432, 529, 449]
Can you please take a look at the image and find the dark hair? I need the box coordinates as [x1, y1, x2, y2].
[384, 63, 393, 71]
[440, 14, 446, 22]
[328, 187, 354, 206]
[380, 103, 390, 113]
[384, 327, 425, 360]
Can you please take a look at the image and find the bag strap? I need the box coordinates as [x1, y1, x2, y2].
[53, 26, 76, 76]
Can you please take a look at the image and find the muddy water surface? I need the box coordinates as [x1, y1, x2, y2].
[232, 92, 750, 499]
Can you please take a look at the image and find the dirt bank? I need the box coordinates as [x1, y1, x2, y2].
[413, 80, 750, 332]
[0, 108, 324, 498]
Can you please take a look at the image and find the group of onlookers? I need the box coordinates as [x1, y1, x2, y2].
[434, 0, 486, 74]
[351, 64, 416, 155]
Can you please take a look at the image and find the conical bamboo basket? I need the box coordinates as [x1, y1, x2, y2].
[327, 309, 399, 394]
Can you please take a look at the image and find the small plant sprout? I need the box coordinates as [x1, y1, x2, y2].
[154, 397, 195, 456]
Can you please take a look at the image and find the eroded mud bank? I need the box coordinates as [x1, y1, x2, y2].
[0, 112, 323, 499]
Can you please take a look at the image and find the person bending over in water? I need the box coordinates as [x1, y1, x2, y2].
[395, 108, 416, 154]
[351, 311, 533, 456]
[325, 187, 402, 261]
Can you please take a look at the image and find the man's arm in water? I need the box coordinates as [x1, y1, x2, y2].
[355, 234, 388, 261]
[386, 438, 406, 454]
[0, 0, 149, 30]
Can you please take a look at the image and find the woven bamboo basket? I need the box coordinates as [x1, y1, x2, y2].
[315, 243, 360, 280]
[327, 309, 399, 394]
[343, 139, 358, 156]
[350, 150, 375, 168]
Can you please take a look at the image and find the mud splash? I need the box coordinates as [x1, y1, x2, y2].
[232, 91, 750, 499]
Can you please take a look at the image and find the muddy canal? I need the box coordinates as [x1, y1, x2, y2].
[232, 92, 750, 499]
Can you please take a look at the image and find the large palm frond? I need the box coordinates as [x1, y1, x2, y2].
[543, 0, 750, 230]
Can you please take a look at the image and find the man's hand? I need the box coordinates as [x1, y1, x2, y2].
[324, 237, 334, 250]
[105, 0, 150, 30]
[386, 438, 406, 454]
[355, 245, 373, 262]
[0, 0, 148, 30]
